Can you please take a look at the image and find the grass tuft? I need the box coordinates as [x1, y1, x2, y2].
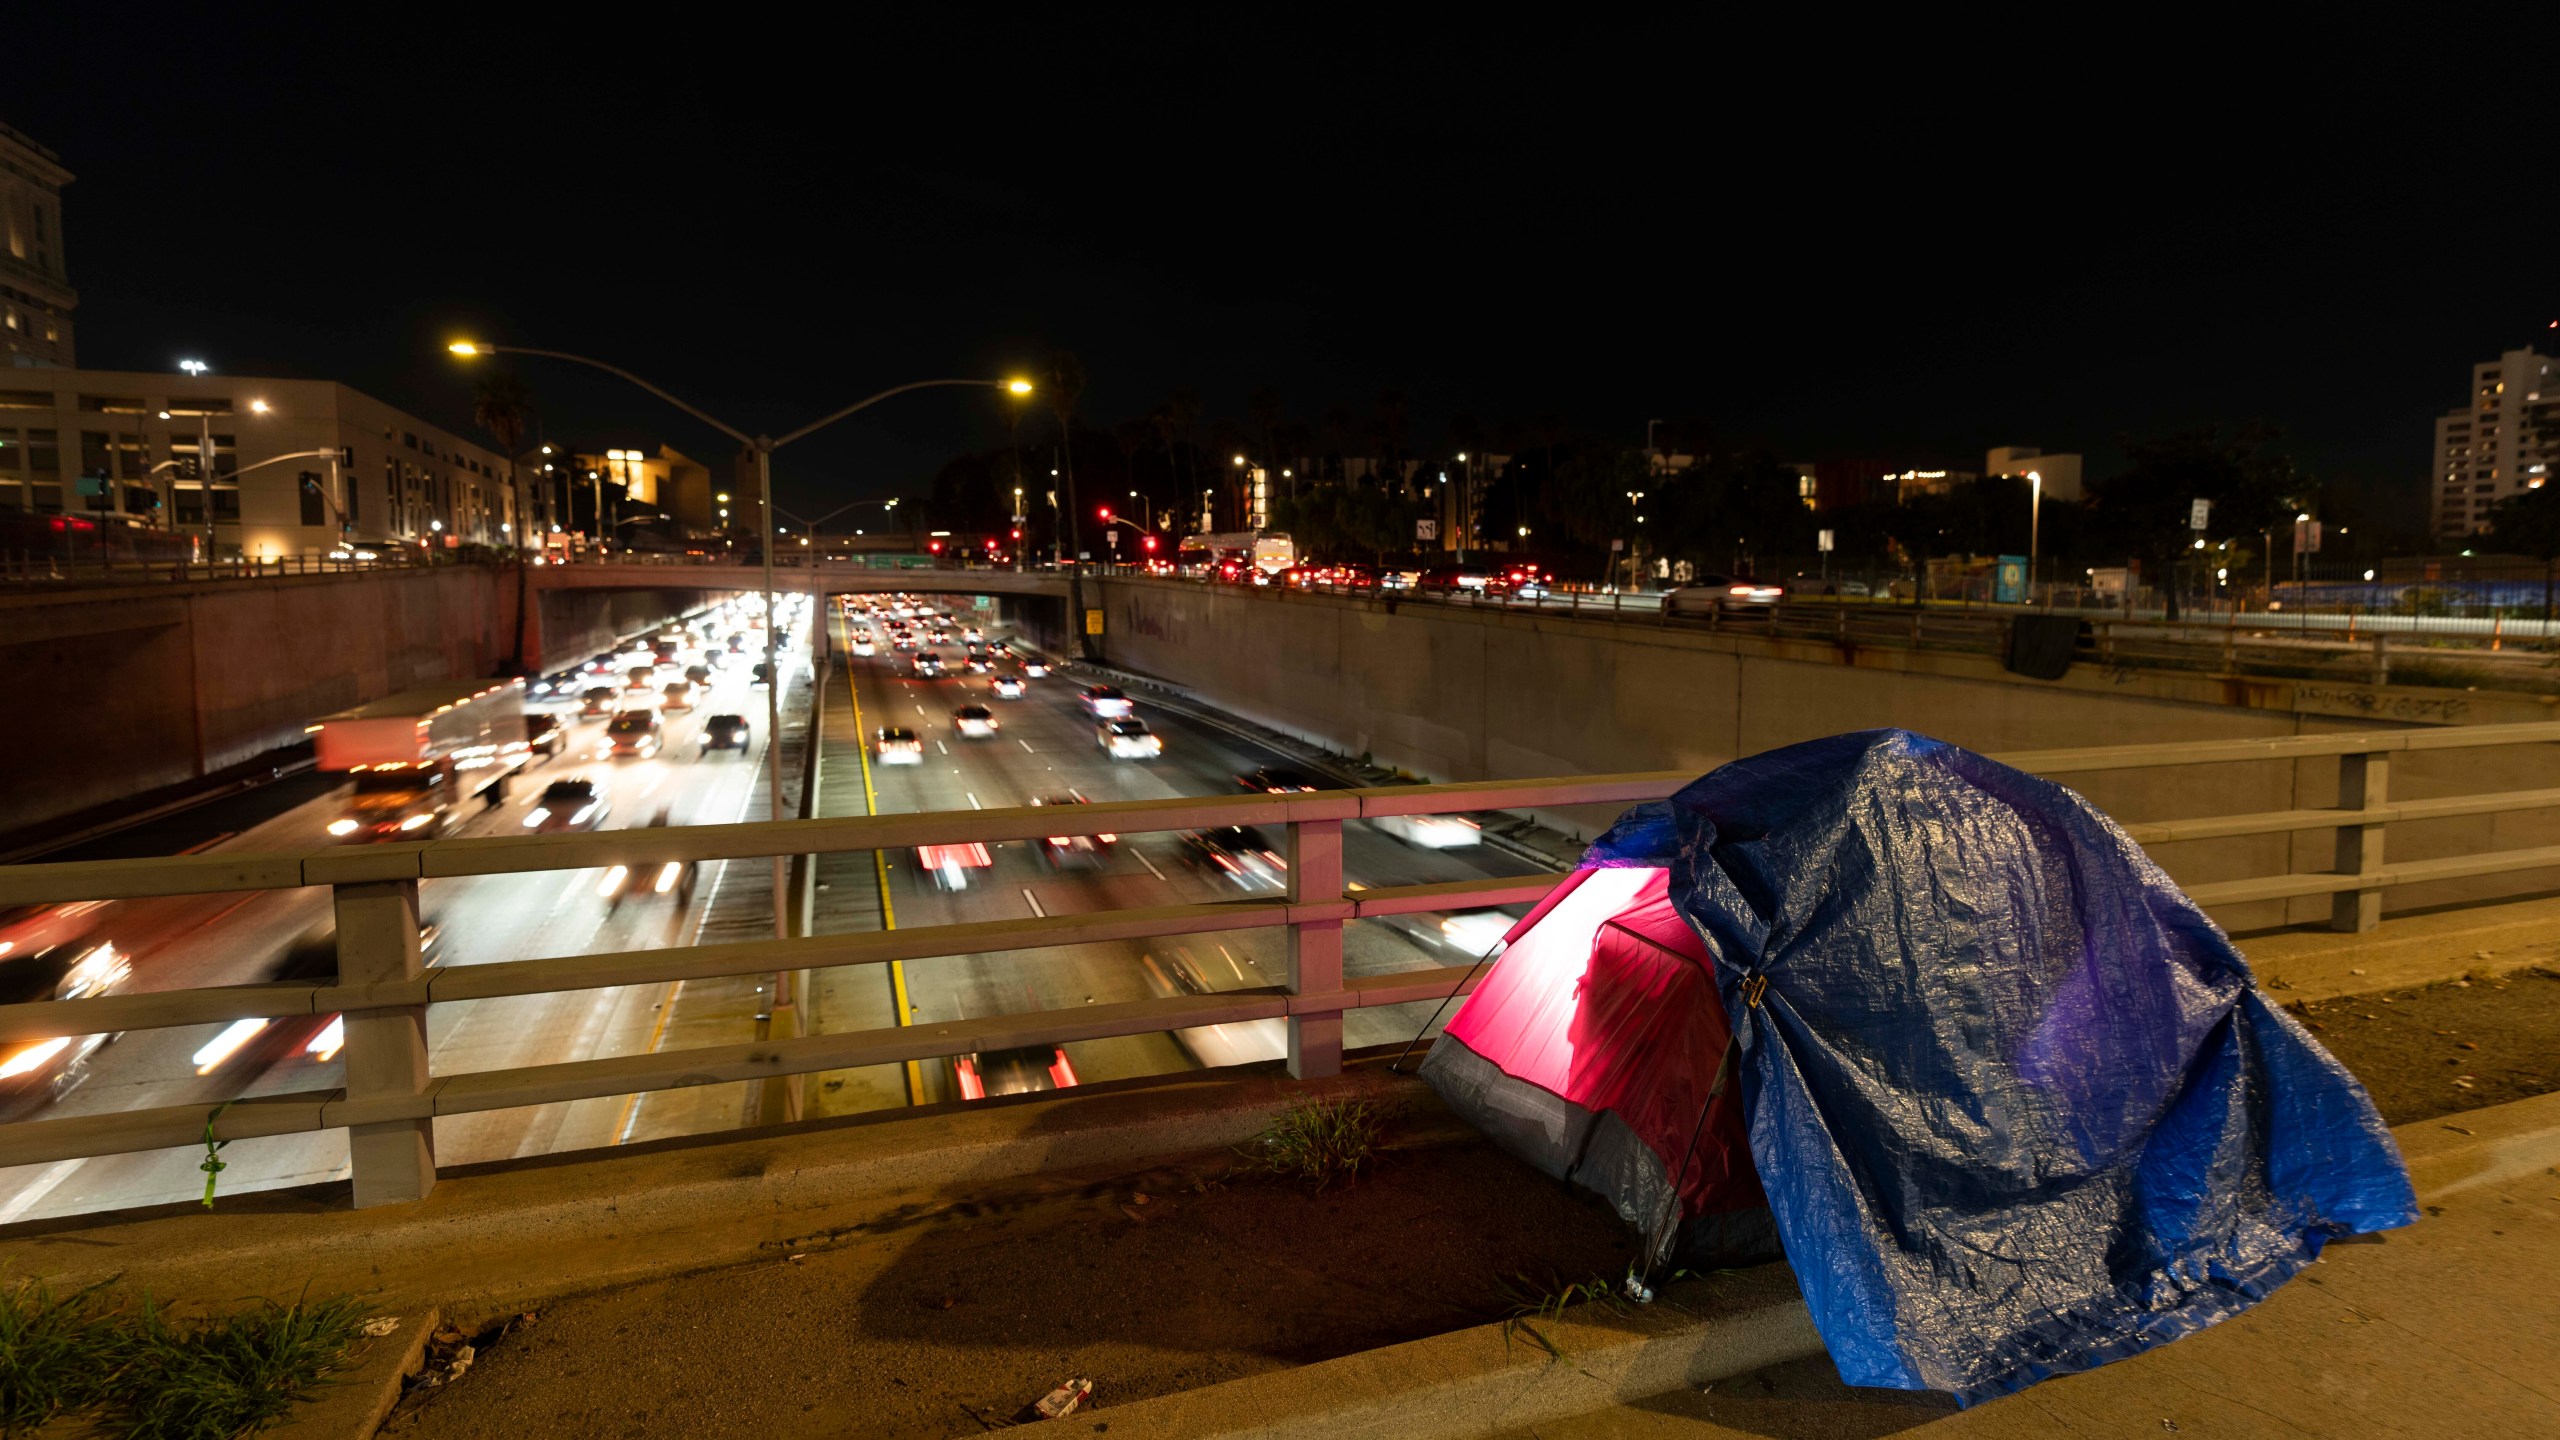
[1246, 1097, 1384, 1191]
[0, 1272, 122, 1431]
[104, 1289, 371, 1440]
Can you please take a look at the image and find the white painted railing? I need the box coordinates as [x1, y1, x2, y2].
[1, 724, 2556, 1206]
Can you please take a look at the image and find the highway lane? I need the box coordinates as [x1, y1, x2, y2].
[805, 595, 1548, 1110]
[0, 606, 816, 1223]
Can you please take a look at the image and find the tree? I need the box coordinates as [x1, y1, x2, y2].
[2087, 424, 2303, 619]
[1043, 352, 1092, 655]
[2488, 482, 2560, 624]
[472, 373, 535, 669]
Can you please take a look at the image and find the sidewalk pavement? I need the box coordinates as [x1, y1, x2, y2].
[1507, 1115, 2560, 1439]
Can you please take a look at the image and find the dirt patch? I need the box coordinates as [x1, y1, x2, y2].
[381, 1138, 1637, 1440]
[2289, 967, 2560, 1125]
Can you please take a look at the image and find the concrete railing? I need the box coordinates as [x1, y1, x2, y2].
[1, 722, 2556, 1208]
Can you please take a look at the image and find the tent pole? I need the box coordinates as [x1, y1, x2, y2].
[1638, 1040, 1739, 1289]
[1386, 938, 1506, 1074]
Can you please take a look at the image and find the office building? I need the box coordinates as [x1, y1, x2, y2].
[0, 368, 512, 560]
[0, 121, 75, 369]
[2431, 348, 2560, 541]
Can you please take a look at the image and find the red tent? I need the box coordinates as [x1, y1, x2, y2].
[1424, 865, 1771, 1262]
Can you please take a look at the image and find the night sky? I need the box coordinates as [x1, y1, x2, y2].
[11, 18, 2549, 533]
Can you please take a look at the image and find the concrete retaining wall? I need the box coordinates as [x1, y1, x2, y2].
[0, 570, 718, 842]
[1094, 579, 2560, 927]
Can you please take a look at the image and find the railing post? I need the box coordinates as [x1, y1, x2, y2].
[334, 879, 437, 1204]
[2330, 752, 2388, 933]
[1285, 816, 1345, 1080]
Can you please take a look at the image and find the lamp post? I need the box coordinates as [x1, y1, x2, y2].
[2027, 469, 2042, 604]
[449, 341, 1029, 949]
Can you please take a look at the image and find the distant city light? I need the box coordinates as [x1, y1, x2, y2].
[179, 358, 208, 376]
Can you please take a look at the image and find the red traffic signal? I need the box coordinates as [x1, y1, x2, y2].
[1010, 527, 1022, 540]
[928, 540, 943, 553]
[1098, 506, 1113, 522]
[1142, 535, 1159, 552]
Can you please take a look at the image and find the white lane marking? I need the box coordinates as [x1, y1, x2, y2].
[1018, 739, 1036, 753]
[0, 1159, 83, 1224]
[936, 740, 949, 755]
[1134, 848, 1166, 881]
[966, 793, 982, 809]
[1023, 889, 1046, 918]
[1220, 945, 1247, 980]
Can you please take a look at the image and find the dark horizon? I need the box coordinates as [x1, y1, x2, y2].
[10, 19, 2551, 538]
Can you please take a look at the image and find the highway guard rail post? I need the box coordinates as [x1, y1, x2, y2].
[0, 724, 2557, 1207]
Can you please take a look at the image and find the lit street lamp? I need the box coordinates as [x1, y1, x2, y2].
[449, 339, 1030, 957]
[2027, 470, 2042, 602]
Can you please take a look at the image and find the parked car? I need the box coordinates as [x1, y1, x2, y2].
[699, 713, 751, 755]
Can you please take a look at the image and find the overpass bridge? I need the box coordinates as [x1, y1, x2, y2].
[529, 558, 1070, 600]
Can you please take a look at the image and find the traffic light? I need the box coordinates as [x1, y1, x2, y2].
[928, 540, 942, 554]
[1010, 527, 1022, 540]
[1142, 535, 1158, 552]
[1098, 506, 1113, 522]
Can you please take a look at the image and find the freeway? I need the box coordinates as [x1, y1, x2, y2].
[0, 600, 818, 1223]
[799, 596, 1550, 1112]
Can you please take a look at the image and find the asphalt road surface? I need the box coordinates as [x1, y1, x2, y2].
[0, 607, 816, 1223]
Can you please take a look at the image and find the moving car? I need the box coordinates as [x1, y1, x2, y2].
[523, 777, 611, 832]
[625, 665, 655, 692]
[1080, 685, 1133, 718]
[607, 708, 663, 758]
[1098, 717, 1162, 760]
[1033, 792, 1116, 869]
[950, 704, 1000, 739]
[1022, 660, 1050, 679]
[914, 841, 993, 891]
[1375, 812, 1483, 849]
[852, 637, 875, 657]
[910, 653, 945, 679]
[699, 713, 751, 755]
[750, 661, 775, 688]
[875, 727, 923, 764]
[0, 915, 129, 1112]
[660, 681, 696, 714]
[1235, 766, 1327, 794]
[1664, 575, 1787, 614]
[594, 810, 697, 915]
[1139, 950, 1284, 1069]
[525, 712, 566, 759]
[954, 1045, 1079, 1100]
[962, 626, 984, 643]
[684, 663, 712, 686]
[1178, 825, 1288, 890]
[990, 674, 1026, 700]
[579, 686, 620, 719]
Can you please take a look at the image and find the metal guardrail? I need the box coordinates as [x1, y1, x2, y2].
[1, 724, 2557, 1204]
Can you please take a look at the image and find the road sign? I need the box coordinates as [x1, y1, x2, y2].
[1084, 608, 1104, 636]
[1416, 518, 1438, 542]
[2295, 518, 2323, 553]
[1106, 530, 1119, 548]
[2189, 499, 2211, 531]
[1011, 514, 1027, 524]
[1609, 537, 1625, 552]
[1817, 529, 1835, 553]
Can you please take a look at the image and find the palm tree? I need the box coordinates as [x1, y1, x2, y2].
[1043, 352, 1093, 656]
[472, 374, 535, 669]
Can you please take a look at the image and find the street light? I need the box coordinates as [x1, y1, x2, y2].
[2027, 470, 2042, 601]
[448, 337, 1032, 956]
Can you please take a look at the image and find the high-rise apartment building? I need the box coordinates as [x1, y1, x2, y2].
[2431, 348, 2560, 542]
[0, 121, 76, 368]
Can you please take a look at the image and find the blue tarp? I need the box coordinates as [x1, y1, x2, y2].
[1585, 729, 2416, 1403]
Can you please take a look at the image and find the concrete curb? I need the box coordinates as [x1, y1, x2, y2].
[1, 1057, 1453, 1331]
[269, 1305, 437, 1440]
[1051, 1090, 2560, 1440]
[2247, 895, 2560, 1004]
[1089, 1265, 1821, 1440]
